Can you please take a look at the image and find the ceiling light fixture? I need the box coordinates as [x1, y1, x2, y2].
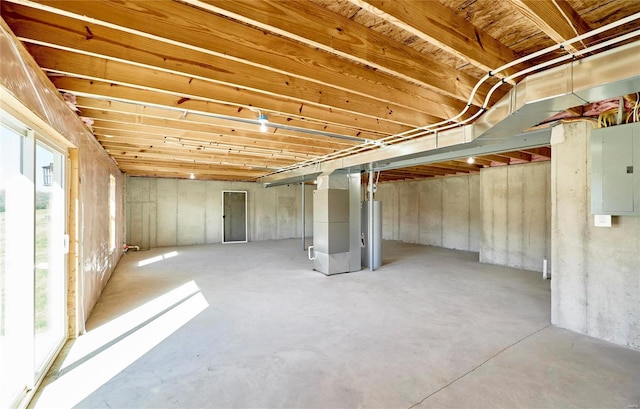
[257, 112, 269, 132]
[467, 157, 475, 164]
[189, 172, 195, 179]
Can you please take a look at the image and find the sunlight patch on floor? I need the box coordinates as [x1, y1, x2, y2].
[33, 281, 208, 408]
[60, 280, 200, 371]
[137, 250, 179, 267]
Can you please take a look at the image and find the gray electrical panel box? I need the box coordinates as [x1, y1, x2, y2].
[590, 122, 640, 216]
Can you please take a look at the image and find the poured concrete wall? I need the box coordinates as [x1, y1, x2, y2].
[551, 122, 640, 350]
[376, 174, 480, 251]
[1, 22, 125, 332]
[480, 162, 551, 272]
[126, 177, 314, 247]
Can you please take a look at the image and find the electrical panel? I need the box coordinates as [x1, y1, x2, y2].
[590, 122, 640, 216]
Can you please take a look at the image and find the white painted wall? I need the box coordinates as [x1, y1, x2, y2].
[480, 161, 551, 272]
[376, 174, 480, 251]
[551, 121, 640, 350]
[126, 177, 314, 248]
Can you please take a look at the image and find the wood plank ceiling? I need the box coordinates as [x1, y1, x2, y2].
[2, 0, 639, 182]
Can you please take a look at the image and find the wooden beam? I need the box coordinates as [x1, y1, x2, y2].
[80, 108, 351, 154]
[403, 165, 454, 175]
[495, 151, 533, 162]
[349, 0, 529, 77]
[479, 154, 511, 164]
[21, 0, 472, 116]
[115, 158, 274, 173]
[428, 160, 482, 172]
[81, 103, 354, 151]
[93, 131, 323, 156]
[99, 136, 310, 162]
[3, 3, 462, 123]
[116, 160, 268, 181]
[388, 167, 449, 177]
[453, 157, 493, 167]
[121, 169, 263, 182]
[65, 87, 384, 142]
[6, 8, 446, 128]
[521, 146, 552, 158]
[27, 44, 418, 134]
[101, 143, 296, 168]
[182, 0, 498, 107]
[508, 0, 593, 52]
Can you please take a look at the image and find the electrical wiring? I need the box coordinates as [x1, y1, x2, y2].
[267, 12, 640, 176]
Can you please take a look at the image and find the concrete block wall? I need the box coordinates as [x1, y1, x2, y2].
[126, 177, 314, 248]
[376, 174, 480, 251]
[480, 161, 551, 272]
[551, 121, 640, 350]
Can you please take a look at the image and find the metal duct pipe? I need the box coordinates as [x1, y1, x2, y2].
[262, 27, 640, 186]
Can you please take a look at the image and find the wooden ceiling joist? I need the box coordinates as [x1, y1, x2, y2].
[101, 145, 297, 169]
[3, 3, 464, 123]
[508, 0, 593, 52]
[347, 0, 529, 77]
[494, 151, 533, 162]
[1, 0, 633, 182]
[20, 0, 473, 117]
[521, 146, 552, 158]
[81, 109, 354, 154]
[27, 44, 419, 135]
[183, 0, 498, 107]
[63, 84, 387, 143]
[100, 135, 313, 162]
[115, 160, 269, 181]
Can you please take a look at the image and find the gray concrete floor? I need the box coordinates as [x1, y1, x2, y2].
[32, 240, 639, 408]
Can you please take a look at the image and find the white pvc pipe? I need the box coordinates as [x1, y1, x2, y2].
[308, 245, 316, 261]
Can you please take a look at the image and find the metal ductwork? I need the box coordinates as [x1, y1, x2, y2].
[262, 39, 640, 186]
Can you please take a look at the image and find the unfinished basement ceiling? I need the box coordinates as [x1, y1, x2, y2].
[2, 0, 639, 182]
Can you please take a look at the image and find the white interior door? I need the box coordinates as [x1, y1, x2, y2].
[222, 191, 247, 243]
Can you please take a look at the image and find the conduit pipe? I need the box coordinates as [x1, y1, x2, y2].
[261, 13, 640, 185]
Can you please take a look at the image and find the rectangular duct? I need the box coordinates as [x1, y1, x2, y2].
[262, 39, 640, 186]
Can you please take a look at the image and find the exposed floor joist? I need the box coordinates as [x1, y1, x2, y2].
[2, 0, 638, 181]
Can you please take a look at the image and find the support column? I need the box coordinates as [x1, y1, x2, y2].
[301, 180, 305, 251]
[368, 165, 374, 271]
[362, 165, 382, 270]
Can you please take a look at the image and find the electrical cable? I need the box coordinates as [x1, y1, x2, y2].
[267, 13, 640, 176]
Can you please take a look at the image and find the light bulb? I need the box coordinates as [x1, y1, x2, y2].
[467, 157, 475, 164]
[257, 113, 268, 132]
